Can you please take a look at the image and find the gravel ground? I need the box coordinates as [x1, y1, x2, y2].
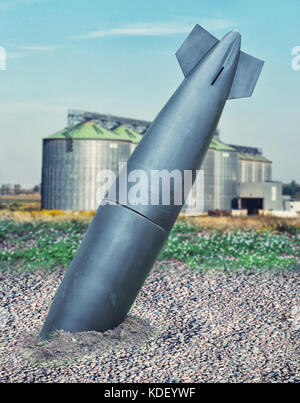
[0, 261, 299, 383]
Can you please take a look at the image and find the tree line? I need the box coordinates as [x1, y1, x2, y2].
[282, 180, 300, 200]
[0, 184, 40, 195]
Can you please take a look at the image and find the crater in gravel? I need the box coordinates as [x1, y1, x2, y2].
[17, 315, 156, 366]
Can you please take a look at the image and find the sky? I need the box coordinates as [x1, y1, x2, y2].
[0, 0, 299, 188]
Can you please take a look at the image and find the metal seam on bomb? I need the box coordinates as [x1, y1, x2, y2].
[102, 199, 168, 233]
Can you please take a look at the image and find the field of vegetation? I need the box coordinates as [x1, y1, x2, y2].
[0, 207, 299, 273]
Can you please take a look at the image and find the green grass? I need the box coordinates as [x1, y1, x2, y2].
[0, 219, 299, 272]
[0, 220, 88, 272]
[160, 222, 299, 271]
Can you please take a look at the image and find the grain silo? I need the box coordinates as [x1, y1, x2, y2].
[113, 125, 142, 153]
[41, 121, 141, 211]
[200, 138, 238, 211]
[236, 151, 272, 183]
[42, 110, 281, 215]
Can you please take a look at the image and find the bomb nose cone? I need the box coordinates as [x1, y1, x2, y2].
[222, 29, 241, 45]
[221, 30, 242, 68]
[228, 30, 241, 46]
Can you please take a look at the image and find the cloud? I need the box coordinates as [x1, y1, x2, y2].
[0, 0, 45, 11]
[69, 19, 234, 41]
[20, 45, 65, 52]
[5, 51, 29, 60]
[69, 23, 191, 40]
[6, 44, 65, 61]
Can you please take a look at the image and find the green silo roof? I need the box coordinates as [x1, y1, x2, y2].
[209, 138, 236, 151]
[47, 122, 269, 163]
[238, 153, 271, 162]
[46, 121, 141, 142]
[113, 125, 143, 144]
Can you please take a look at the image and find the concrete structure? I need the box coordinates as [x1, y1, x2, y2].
[228, 143, 281, 214]
[285, 200, 300, 214]
[236, 181, 283, 214]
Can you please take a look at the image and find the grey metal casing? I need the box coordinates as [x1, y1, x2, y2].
[40, 202, 167, 337]
[41, 27, 264, 338]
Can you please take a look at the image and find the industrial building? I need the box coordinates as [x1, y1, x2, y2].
[41, 109, 283, 215]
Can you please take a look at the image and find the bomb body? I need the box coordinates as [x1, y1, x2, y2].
[41, 25, 264, 338]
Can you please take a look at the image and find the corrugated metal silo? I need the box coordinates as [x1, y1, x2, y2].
[238, 153, 272, 184]
[263, 161, 272, 181]
[42, 121, 137, 211]
[200, 149, 215, 211]
[211, 139, 238, 210]
[186, 138, 238, 213]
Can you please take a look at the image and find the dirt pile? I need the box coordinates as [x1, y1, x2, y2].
[18, 316, 155, 366]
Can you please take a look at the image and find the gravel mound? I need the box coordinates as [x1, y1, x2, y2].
[0, 262, 299, 383]
[17, 315, 155, 367]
